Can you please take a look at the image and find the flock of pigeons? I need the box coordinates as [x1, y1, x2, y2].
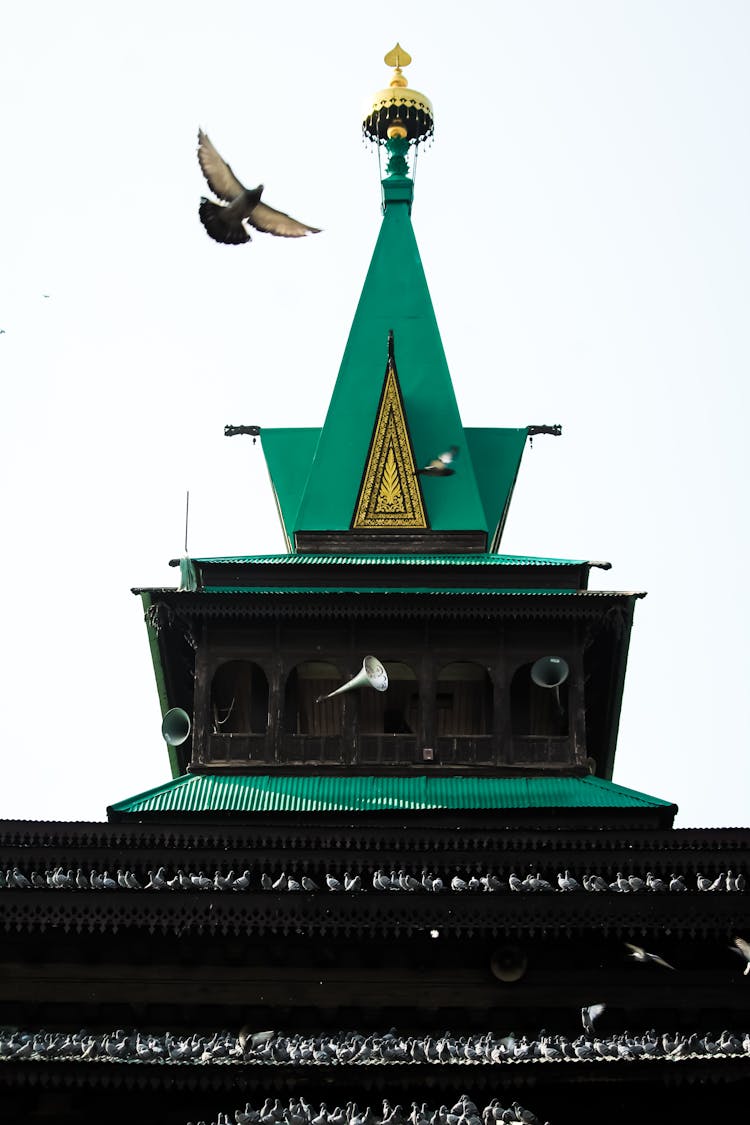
[0, 865, 746, 895]
[190, 1095, 547, 1125]
[3, 1026, 750, 1067]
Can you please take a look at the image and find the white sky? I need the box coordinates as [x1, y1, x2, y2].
[1, 1, 748, 827]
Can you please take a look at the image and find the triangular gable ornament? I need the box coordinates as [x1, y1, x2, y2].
[352, 332, 428, 530]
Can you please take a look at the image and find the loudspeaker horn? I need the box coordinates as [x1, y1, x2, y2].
[316, 655, 389, 703]
[161, 707, 192, 746]
[490, 945, 528, 983]
[530, 655, 569, 689]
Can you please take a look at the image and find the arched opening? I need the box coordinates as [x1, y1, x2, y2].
[436, 662, 493, 735]
[359, 661, 418, 735]
[510, 660, 569, 737]
[284, 662, 344, 736]
[210, 660, 269, 734]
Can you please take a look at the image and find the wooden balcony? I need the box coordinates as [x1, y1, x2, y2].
[203, 732, 573, 770]
[511, 735, 571, 765]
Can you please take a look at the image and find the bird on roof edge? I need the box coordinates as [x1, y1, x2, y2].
[197, 130, 321, 245]
[415, 446, 459, 477]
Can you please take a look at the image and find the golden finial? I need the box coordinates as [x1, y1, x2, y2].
[384, 44, 412, 90]
[363, 45, 434, 147]
[384, 44, 412, 69]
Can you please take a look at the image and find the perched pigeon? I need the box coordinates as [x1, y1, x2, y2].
[197, 130, 321, 244]
[583, 874, 609, 893]
[415, 446, 459, 477]
[625, 942, 676, 970]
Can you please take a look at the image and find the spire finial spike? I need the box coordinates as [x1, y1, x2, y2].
[384, 43, 412, 72]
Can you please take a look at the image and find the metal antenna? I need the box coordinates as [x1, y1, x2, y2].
[184, 490, 190, 555]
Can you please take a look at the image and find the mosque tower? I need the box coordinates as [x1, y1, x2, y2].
[0, 47, 748, 1125]
[126, 47, 657, 807]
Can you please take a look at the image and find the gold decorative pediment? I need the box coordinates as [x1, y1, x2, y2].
[352, 353, 427, 529]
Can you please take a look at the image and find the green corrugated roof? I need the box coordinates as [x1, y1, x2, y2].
[198, 588, 625, 596]
[193, 553, 587, 567]
[109, 774, 672, 815]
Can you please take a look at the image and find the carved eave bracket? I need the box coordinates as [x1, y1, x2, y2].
[352, 332, 428, 530]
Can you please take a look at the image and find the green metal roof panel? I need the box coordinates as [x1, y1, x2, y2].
[292, 196, 489, 535]
[193, 553, 587, 567]
[260, 429, 321, 547]
[110, 774, 672, 815]
[198, 587, 631, 596]
[464, 428, 528, 549]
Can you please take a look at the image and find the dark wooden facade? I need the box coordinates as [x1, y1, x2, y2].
[145, 557, 635, 782]
[2, 561, 744, 1123]
[1, 815, 749, 1123]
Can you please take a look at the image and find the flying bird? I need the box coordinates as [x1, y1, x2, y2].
[197, 129, 321, 244]
[730, 936, 750, 975]
[625, 942, 676, 970]
[415, 446, 459, 477]
[581, 1003, 605, 1035]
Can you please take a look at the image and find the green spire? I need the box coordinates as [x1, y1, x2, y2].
[293, 178, 488, 543]
[260, 49, 528, 553]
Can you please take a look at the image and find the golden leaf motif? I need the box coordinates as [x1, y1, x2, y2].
[378, 448, 405, 511]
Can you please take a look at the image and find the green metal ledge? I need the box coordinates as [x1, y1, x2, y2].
[109, 774, 673, 817]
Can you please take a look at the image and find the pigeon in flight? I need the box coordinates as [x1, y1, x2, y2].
[731, 936, 750, 975]
[197, 129, 321, 245]
[415, 446, 459, 477]
[581, 1003, 605, 1036]
[625, 942, 676, 970]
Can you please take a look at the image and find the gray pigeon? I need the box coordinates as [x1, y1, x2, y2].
[197, 130, 321, 245]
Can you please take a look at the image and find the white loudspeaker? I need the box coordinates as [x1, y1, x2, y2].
[316, 655, 389, 703]
[530, 656, 569, 689]
[161, 707, 192, 746]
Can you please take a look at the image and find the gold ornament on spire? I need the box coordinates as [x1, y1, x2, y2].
[363, 44, 434, 146]
[383, 44, 412, 70]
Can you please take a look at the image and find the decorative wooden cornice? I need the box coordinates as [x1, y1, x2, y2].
[1, 884, 747, 937]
